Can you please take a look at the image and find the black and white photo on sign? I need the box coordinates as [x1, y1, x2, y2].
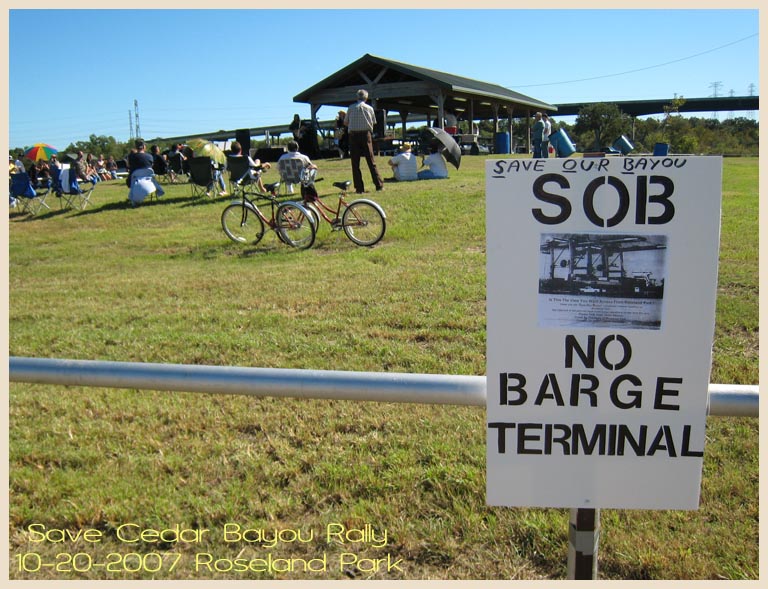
[537, 232, 667, 330]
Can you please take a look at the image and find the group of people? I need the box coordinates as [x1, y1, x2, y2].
[10, 152, 120, 184]
[72, 152, 119, 183]
[338, 88, 451, 192]
[9, 151, 119, 210]
[387, 142, 449, 182]
[275, 89, 454, 192]
[532, 112, 554, 159]
[15, 157, 52, 185]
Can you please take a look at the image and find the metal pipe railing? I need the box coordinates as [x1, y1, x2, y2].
[8, 356, 758, 417]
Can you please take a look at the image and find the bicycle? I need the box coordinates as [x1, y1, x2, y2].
[299, 168, 387, 247]
[221, 166, 316, 249]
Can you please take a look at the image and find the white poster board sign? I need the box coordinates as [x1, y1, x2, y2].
[486, 156, 722, 510]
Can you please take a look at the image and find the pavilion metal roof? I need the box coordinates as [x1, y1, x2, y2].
[293, 53, 556, 120]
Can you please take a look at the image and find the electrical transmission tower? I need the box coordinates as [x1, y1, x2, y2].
[134, 99, 141, 140]
[747, 83, 756, 119]
[728, 89, 735, 119]
[709, 81, 722, 120]
[128, 110, 134, 140]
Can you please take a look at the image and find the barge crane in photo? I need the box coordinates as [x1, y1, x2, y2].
[539, 234, 666, 299]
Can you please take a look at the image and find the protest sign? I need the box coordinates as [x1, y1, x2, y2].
[486, 156, 722, 509]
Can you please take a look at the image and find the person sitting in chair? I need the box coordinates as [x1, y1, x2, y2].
[388, 143, 418, 181]
[277, 140, 317, 194]
[73, 151, 98, 183]
[151, 145, 168, 176]
[106, 156, 117, 179]
[128, 140, 164, 205]
[229, 141, 270, 192]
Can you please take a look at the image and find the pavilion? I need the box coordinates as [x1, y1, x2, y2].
[293, 53, 557, 153]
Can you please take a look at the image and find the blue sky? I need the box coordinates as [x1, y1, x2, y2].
[8, 9, 759, 150]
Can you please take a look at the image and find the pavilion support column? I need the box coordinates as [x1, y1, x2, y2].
[526, 108, 532, 155]
[431, 91, 446, 129]
[492, 103, 500, 133]
[399, 111, 409, 141]
[311, 104, 321, 128]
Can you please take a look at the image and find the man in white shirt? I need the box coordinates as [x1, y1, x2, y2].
[388, 143, 418, 181]
[542, 113, 552, 159]
[278, 140, 317, 194]
[278, 140, 316, 170]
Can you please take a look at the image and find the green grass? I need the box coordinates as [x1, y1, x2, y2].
[8, 155, 758, 580]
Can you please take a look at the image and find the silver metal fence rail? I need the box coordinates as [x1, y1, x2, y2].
[8, 356, 758, 416]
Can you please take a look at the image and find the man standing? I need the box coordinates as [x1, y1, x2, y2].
[542, 113, 552, 158]
[345, 88, 383, 194]
[531, 112, 545, 159]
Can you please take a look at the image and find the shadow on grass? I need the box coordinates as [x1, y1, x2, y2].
[9, 206, 70, 221]
[179, 195, 231, 209]
[68, 194, 201, 217]
[167, 240, 308, 260]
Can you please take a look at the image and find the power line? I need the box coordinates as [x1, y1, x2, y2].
[512, 33, 758, 88]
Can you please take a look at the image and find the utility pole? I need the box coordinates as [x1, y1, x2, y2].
[134, 99, 141, 140]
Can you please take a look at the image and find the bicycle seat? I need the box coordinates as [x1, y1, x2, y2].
[264, 181, 280, 194]
[333, 181, 351, 191]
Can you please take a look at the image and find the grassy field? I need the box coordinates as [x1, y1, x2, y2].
[8, 155, 758, 580]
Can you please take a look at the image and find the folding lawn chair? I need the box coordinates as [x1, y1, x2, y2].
[167, 152, 186, 183]
[226, 156, 280, 200]
[152, 154, 171, 184]
[10, 172, 50, 215]
[51, 166, 95, 210]
[226, 156, 254, 198]
[277, 158, 305, 196]
[188, 156, 216, 198]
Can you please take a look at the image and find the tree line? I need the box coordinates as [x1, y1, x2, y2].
[12, 101, 758, 160]
[485, 101, 758, 156]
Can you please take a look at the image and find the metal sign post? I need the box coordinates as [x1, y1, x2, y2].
[567, 508, 600, 579]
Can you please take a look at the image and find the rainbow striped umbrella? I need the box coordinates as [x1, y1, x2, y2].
[24, 143, 58, 161]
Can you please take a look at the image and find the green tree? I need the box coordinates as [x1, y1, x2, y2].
[64, 134, 130, 160]
[573, 103, 628, 151]
[661, 96, 686, 141]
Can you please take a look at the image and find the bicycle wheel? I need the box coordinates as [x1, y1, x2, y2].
[342, 200, 386, 246]
[276, 202, 316, 249]
[221, 203, 265, 245]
